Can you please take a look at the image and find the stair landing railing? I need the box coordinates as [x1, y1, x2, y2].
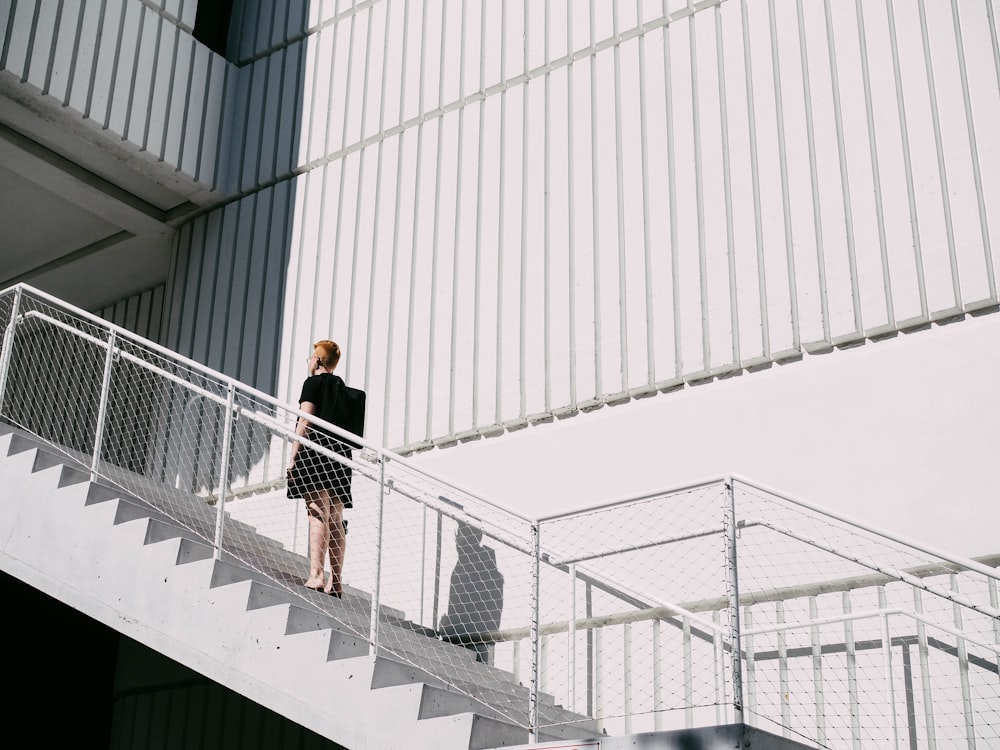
[513, 475, 1000, 747]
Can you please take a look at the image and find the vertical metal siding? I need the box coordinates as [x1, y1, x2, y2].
[162, 185, 292, 392]
[0, 0, 229, 189]
[96, 284, 166, 343]
[142, 0, 1000, 452]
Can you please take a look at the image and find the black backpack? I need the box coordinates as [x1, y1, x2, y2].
[320, 374, 366, 450]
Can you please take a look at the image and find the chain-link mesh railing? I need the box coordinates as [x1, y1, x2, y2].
[0, 284, 549, 733]
[533, 482, 737, 736]
[1, 283, 997, 746]
[527, 478, 1000, 745]
[731, 478, 1000, 749]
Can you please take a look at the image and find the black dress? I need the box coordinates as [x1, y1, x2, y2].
[295, 373, 354, 507]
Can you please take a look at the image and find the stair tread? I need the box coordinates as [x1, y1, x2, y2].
[0, 418, 599, 744]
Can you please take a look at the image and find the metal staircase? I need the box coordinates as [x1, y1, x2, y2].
[0, 421, 600, 749]
[2, 283, 999, 750]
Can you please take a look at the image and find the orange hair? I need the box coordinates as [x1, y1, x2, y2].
[313, 340, 341, 370]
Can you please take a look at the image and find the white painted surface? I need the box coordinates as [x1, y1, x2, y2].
[415, 312, 1000, 560]
[168, 0, 1000, 453]
[8, 0, 988, 564]
[0, 432, 530, 750]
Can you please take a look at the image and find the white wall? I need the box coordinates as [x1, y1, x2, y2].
[414, 311, 1000, 560]
[6, 1, 998, 474]
[164, 0, 1000, 455]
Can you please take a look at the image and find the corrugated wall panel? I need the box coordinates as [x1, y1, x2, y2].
[285, 0, 307, 44]
[160, 0, 183, 26]
[180, 39, 209, 176]
[106, 0, 142, 139]
[220, 60, 251, 191]
[238, 56, 266, 192]
[2, 1, 33, 79]
[275, 37, 304, 180]
[25, 0, 57, 87]
[0, 0, 231, 190]
[256, 51, 281, 187]
[96, 284, 166, 343]
[157, 0, 1000, 454]
[198, 52, 230, 188]
[66, 0, 103, 112]
[123, 6, 159, 148]
[145, 20, 178, 155]
[45, 0, 79, 102]
[163, 185, 292, 391]
[164, 25, 193, 165]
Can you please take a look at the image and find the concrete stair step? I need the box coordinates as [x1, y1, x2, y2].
[172, 547, 573, 727]
[81, 471, 403, 619]
[0, 419, 599, 748]
[112, 525, 487, 677]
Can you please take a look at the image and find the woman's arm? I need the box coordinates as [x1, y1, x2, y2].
[288, 400, 317, 470]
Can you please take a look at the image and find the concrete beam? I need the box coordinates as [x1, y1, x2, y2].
[0, 121, 173, 239]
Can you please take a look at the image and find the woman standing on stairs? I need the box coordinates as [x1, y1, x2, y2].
[287, 340, 351, 598]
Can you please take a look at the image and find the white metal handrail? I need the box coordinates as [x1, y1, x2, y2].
[744, 607, 1000, 658]
[542, 472, 1000, 585]
[0, 283, 569, 736]
[753, 517, 1000, 620]
[733, 475, 1000, 584]
[5, 283, 532, 523]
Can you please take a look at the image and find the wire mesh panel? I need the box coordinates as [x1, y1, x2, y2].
[536, 482, 736, 736]
[0, 284, 544, 731]
[0, 299, 110, 459]
[366, 457, 538, 727]
[733, 479, 1000, 748]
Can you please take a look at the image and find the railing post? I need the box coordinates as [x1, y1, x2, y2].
[723, 477, 745, 724]
[586, 581, 595, 718]
[419, 505, 427, 624]
[912, 589, 937, 748]
[369, 454, 387, 657]
[878, 587, 900, 750]
[809, 596, 827, 747]
[568, 562, 577, 713]
[653, 618, 662, 730]
[432, 508, 443, 629]
[212, 384, 236, 560]
[714, 611, 726, 725]
[529, 522, 541, 742]
[843, 592, 862, 749]
[623, 622, 632, 733]
[91, 329, 118, 479]
[0, 286, 23, 411]
[950, 574, 975, 750]
[683, 616, 693, 727]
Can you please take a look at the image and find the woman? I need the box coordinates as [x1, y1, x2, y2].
[287, 340, 351, 598]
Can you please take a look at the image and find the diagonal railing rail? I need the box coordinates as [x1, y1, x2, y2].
[0, 282, 997, 748]
[0, 282, 547, 737]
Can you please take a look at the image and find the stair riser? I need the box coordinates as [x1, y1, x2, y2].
[0, 427, 598, 749]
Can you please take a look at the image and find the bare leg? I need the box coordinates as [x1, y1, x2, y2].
[325, 496, 346, 596]
[304, 491, 331, 589]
